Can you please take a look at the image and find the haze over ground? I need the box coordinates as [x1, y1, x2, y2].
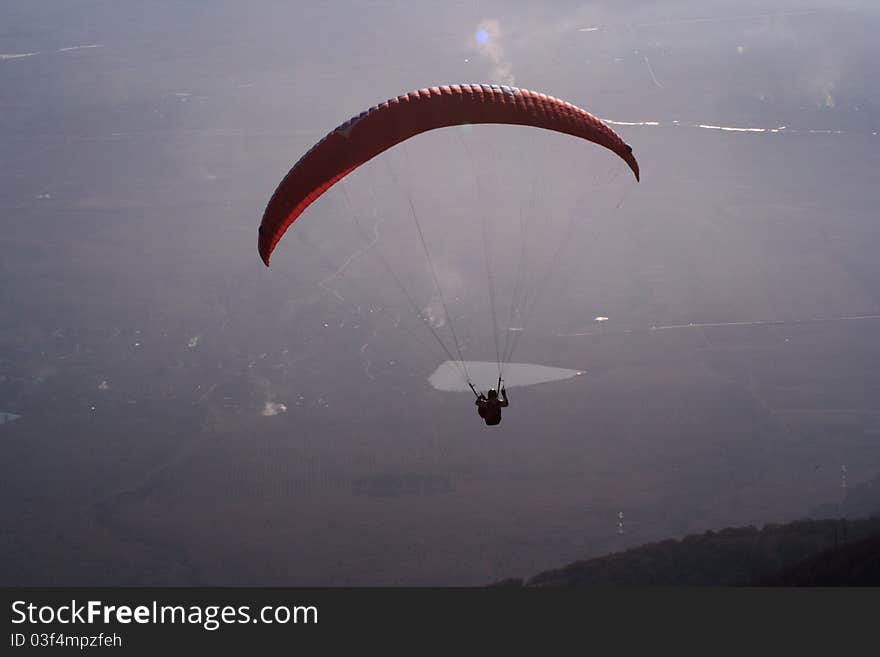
[2, 0, 879, 585]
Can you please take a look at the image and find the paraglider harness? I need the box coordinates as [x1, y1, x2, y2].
[471, 377, 508, 426]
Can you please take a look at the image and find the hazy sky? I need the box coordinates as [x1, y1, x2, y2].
[2, 0, 879, 585]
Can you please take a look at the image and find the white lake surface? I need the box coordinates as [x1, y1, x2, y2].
[428, 361, 584, 392]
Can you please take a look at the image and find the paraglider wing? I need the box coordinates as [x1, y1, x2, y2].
[258, 84, 640, 266]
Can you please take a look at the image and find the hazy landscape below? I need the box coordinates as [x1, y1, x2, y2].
[2, 0, 879, 585]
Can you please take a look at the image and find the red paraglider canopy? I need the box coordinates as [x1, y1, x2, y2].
[258, 84, 640, 266]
